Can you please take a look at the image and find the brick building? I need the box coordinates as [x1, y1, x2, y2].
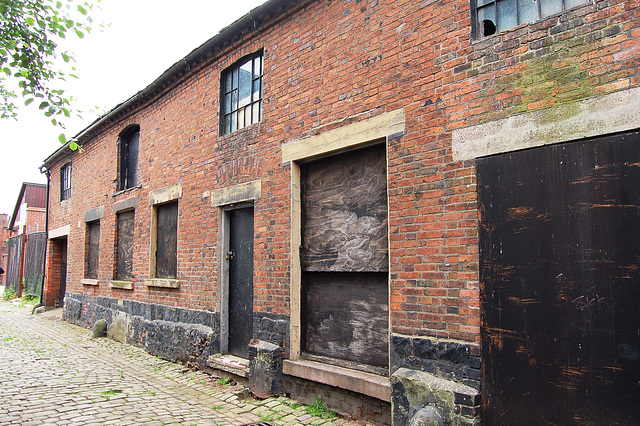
[41, 0, 640, 424]
[4, 183, 47, 297]
[0, 213, 10, 287]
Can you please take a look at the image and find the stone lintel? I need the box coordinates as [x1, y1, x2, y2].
[453, 87, 640, 161]
[83, 206, 104, 223]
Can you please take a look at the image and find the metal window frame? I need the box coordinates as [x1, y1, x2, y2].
[60, 163, 72, 201]
[472, 0, 582, 39]
[119, 125, 140, 190]
[220, 51, 263, 135]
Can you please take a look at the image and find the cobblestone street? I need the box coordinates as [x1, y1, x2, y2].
[0, 300, 361, 426]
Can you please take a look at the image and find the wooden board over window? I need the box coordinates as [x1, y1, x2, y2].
[478, 131, 640, 424]
[301, 143, 388, 272]
[116, 210, 135, 280]
[86, 221, 100, 279]
[301, 144, 389, 372]
[302, 271, 389, 369]
[156, 201, 178, 279]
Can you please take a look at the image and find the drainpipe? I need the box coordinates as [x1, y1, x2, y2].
[38, 166, 51, 308]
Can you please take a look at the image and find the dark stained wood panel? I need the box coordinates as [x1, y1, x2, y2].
[156, 202, 178, 279]
[302, 272, 389, 368]
[302, 144, 388, 272]
[116, 210, 135, 280]
[86, 221, 100, 279]
[478, 131, 640, 425]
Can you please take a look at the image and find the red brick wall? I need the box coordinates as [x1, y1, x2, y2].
[45, 0, 640, 348]
[43, 238, 64, 307]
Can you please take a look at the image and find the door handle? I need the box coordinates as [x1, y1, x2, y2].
[225, 250, 235, 260]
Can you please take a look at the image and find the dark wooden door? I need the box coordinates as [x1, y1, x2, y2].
[228, 207, 254, 358]
[478, 131, 640, 425]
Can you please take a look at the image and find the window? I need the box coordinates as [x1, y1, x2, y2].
[60, 163, 72, 200]
[154, 201, 178, 279]
[221, 52, 263, 134]
[115, 210, 135, 280]
[85, 220, 100, 279]
[119, 126, 139, 190]
[475, 0, 590, 37]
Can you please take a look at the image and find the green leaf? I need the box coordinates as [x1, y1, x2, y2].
[39, 101, 49, 110]
[69, 141, 78, 151]
[61, 53, 70, 63]
[58, 133, 66, 144]
[26, 17, 35, 26]
[77, 5, 87, 15]
[74, 29, 84, 38]
[24, 98, 34, 106]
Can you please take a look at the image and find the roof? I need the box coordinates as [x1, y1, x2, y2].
[42, 0, 305, 168]
[8, 182, 47, 229]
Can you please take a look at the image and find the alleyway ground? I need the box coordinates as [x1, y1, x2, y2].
[0, 300, 363, 426]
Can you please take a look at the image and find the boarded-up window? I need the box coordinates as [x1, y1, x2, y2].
[155, 201, 178, 278]
[119, 126, 139, 190]
[85, 220, 100, 279]
[301, 144, 389, 372]
[115, 210, 134, 280]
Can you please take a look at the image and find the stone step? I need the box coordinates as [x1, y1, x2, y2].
[207, 354, 250, 378]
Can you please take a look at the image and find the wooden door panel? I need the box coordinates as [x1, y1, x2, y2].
[478, 131, 640, 424]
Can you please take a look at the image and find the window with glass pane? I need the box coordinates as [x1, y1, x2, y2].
[221, 52, 263, 134]
[60, 163, 72, 201]
[119, 125, 139, 190]
[475, 0, 589, 37]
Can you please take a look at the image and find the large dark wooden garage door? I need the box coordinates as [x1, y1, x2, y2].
[478, 131, 640, 424]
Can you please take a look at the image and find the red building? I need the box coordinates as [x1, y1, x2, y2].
[41, 0, 640, 424]
[5, 183, 47, 297]
[0, 213, 11, 287]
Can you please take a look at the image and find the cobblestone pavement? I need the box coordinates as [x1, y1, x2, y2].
[0, 300, 363, 426]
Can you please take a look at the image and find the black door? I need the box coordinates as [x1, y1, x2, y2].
[228, 207, 254, 358]
[59, 239, 67, 306]
[478, 131, 640, 424]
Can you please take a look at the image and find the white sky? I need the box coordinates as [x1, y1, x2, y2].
[0, 0, 266, 215]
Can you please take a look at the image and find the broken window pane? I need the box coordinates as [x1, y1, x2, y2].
[476, 0, 588, 37]
[477, 4, 496, 37]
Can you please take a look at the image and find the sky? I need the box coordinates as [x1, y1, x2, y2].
[0, 0, 266, 216]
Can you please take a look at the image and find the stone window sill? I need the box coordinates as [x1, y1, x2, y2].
[283, 359, 391, 402]
[110, 280, 134, 290]
[146, 278, 179, 289]
[81, 278, 99, 286]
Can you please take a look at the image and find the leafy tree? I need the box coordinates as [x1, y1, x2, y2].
[0, 0, 98, 148]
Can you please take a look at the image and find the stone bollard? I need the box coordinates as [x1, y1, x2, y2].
[248, 339, 282, 399]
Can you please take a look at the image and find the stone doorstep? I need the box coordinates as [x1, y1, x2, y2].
[283, 359, 391, 402]
[207, 354, 250, 378]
